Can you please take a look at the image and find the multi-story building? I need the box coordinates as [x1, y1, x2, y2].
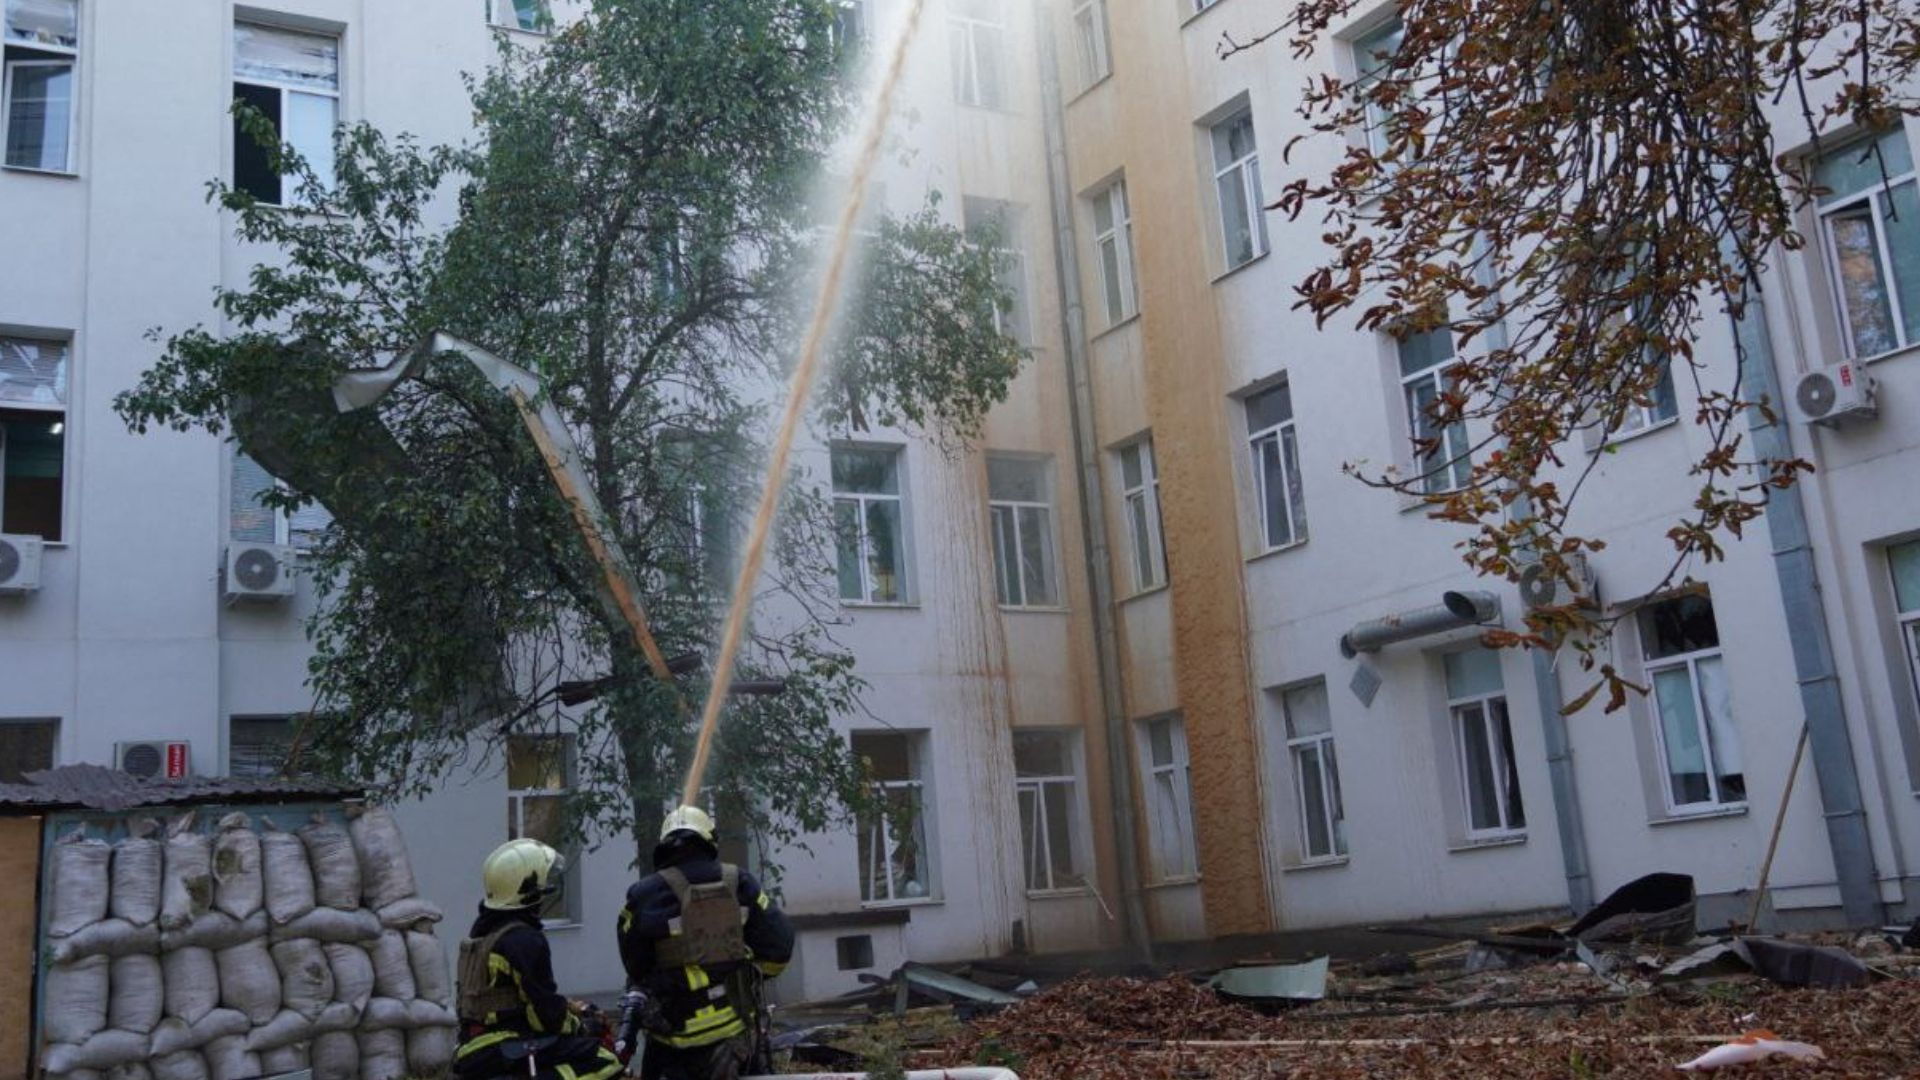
[4, 0, 1919, 1009]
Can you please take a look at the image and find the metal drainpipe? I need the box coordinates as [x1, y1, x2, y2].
[1032, 2, 1154, 964]
[1729, 275, 1883, 927]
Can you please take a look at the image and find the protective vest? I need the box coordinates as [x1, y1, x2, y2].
[457, 923, 526, 1024]
[653, 864, 749, 968]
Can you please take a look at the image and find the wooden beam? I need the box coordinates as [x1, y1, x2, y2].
[0, 816, 42, 1080]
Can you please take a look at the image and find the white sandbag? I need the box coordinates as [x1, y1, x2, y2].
[243, 1008, 314, 1053]
[323, 942, 374, 1011]
[51, 918, 160, 963]
[201, 1035, 258, 1080]
[407, 929, 452, 1006]
[44, 954, 110, 1044]
[108, 953, 165, 1034]
[357, 1028, 408, 1080]
[108, 1065, 152, 1080]
[258, 1043, 308, 1075]
[298, 817, 359, 911]
[367, 930, 416, 1000]
[358, 997, 410, 1031]
[408, 999, 456, 1029]
[160, 816, 213, 931]
[49, 830, 113, 938]
[376, 895, 444, 931]
[45, 1067, 101, 1080]
[310, 1030, 357, 1080]
[161, 947, 217, 1024]
[160, 910, 269, 952]
[214, 939, 280, 1024]
[209, 813, 262, 922]
[347, 805, 418, 910]
[148, 1010, 248, 1057]
[408, 1023, 458, 1078]
[270, 937, 334, 1019]
[41, 1030, 150, 1073]
[110, 819, 163, 927]
[259, 820, 315, 925]
[270, 906, 381, 945]
[148, 1052, 207, 1080]
[313, 1000, 359, 1034]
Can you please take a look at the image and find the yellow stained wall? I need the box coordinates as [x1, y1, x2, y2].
[1057, 0, 1274, 937]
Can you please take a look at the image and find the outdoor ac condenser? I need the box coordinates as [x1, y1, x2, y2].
[0, 532, 42, 595]
[116, 740, 191, 779]
[1791, 360, 1877, 426]
[224, 542, 295, 603]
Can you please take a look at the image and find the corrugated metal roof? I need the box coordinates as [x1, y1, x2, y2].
[0, 763, 360, 813]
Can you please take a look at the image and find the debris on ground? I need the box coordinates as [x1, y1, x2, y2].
[1676, 1029, 1826, 1071]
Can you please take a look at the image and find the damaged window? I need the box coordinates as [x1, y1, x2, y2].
[948, 0, 1005, 110]
[1137, 715, 1196, 882]
[832, 445, 909, 604]
[0, 717, 55, 783]
[0, 335, 68, 541]
[1281, 680, 1345, 861]
[1813, 127, 1920, 359]
[1639, 593, 1744, 812]
[1245, 381, 1306, 551]
[1117, 438, 1166, 594]
[987, 455, 1058, 608]
[232, 21, 339, 206]
[3, 0, 78, 174]
[1014, 730, 1085, 893]
[507, 734, 583, 925]
[1445, 650, 1525, 838]
[853, 730, 934, 903]
[1890, 541, 1920, 737]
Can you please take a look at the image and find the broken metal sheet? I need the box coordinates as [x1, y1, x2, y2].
[1657, 942, 1752, 983]
[900, 963, 1021, 1006]
[1569, 872, 1697, 945]
[1209, 957, 1329, 1003]
[1734, 937, 1871, 989]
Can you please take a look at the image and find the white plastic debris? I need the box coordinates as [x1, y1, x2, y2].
[1677, 1030, 1826, 1071]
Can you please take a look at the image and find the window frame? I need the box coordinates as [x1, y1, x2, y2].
[0, 334, 70, 543]
[1280, 682, 1345, 863]
[1244, 382, 1306, 552]
[0, 716, 57, 784]
[486, 0, 551, 33]
[230, 447, 328, 551]
[948, 3, 1007, 110]
[1091, 180, 1137, 326]
[231, 20, 342, 208]
[1210, 108, 1267, 271]
[2, 54, 76, 175]
[831, 444, 911, 605]
[853, 730, 936, 905]
[505, 733, 584, 927]
[1117, 439, 1167, 594]
[1396, 329, 1472, 495]
[1137, 715, 1197, 883]
[1813, 131, 1920, 360]
[1638, 596, 1744, 815]
[987, 455, 1060, 610]
[1070, 0, 1110, 89]
[1448, 690, 1526, 839]
[1012, 730, 1088, 895]
[228, 715, 304, 780]
[1350, 16, 1405, 161]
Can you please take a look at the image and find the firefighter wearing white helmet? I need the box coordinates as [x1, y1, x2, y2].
[616, 806, 794, 1080]
[451, 839, 621, 1080]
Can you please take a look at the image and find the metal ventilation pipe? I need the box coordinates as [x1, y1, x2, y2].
[1339, 591, 1501, 658]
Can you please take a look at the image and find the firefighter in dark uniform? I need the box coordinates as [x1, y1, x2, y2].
[453, 839, 623, 1080]
[618, 806, 795, 1080]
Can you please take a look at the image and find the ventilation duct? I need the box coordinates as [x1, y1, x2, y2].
[1338, 591, 1500, 658]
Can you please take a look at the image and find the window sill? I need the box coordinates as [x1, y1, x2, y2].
[1247, 539, 1307, 565]
[1091, 312, 1142, 343]
[488, 22, 550, 37]
[1, 164, 79, 180]
[861, 897, 943, 911]
[841, 600, 921, 611]
[1118, 582, 1169, 606]
[1066, 72, 1113, 107]
[1281, 856, 1350, 874]
[1143, 874, 1200, 890]
[1000, 604, 1070, 615]
[1851, 341, 1920, 367]
[1025, 887, 1094, 900]
[1648, 804, 1748, 827]
[1180, 0, 1233, 31]
[1211, 249, 1270, 286]
[1594, 416, 1679, 452]
[1448, 833, 1526, 853]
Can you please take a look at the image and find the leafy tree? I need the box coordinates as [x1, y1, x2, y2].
[115, 0, 1027, 870]
[1222, 0, 1918, 702]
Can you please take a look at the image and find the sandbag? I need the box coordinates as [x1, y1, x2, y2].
[408, 999, 456, 1029]
[44, 1067, 101, 1080]
[358, 996, 410, 1031]
[209, 814, 262, 922]
[259, 820, 315, 925]
[324, 942, 374, 1011]
[270, 906, 381, 945]
[270, 937, 334, 1019]
[348, 805, 418, 910]
[357, 1028, 408, 1080]
[313, 1000, 359, 1034]
[368, 930, 417, 1000]
[214, 939, 280, 1024]
[40, 1030, 149, 1073]
[49, 830, 113, 938]
[408, 1023, 458, 1077]
[148, 1010, 248, 1056]
[407, 929, 452, 1006]
[298, 817, 360, 911]
[161, 910, 269, 952]
[377, 895, 443, 931]
[110, 819, 163, 926]
[107, 1064, 152, 1080]
[43, 954, 109, 1044]
[243, 1008, 314, 1053]
[310, 1030, 357, 1080]
[161, 947, 218, 1024]
[258, 1043, 308, 1075]
[108, 953, 164, 1034]
[51, 918, 159, 963]
[201, 1035, 257, 1080]
[148, 1052, 206, 1080]
[160, 816, 213, 931]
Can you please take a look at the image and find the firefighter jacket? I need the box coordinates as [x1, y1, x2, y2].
[455, 905, 582, 1056]
[617, 855, 794, 1050]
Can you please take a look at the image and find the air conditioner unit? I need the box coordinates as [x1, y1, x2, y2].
[1791, 361, 1878, 426]
[1518, 553, 1599, 611]
[116, 740, 191, 780]
[224, 543, 294, 603]
[0, 533, 42, 595]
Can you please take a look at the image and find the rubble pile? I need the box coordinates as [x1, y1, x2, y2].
[41, 805, 456, 1080]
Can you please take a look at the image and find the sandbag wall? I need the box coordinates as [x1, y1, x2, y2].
[37, 804, 458, 1080]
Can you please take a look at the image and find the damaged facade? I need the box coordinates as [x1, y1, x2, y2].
[2, 0, 1920, 1011]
